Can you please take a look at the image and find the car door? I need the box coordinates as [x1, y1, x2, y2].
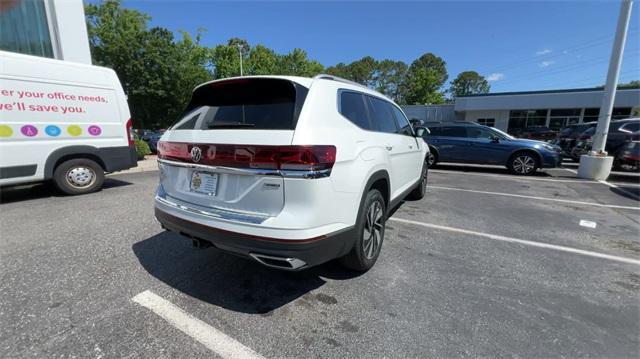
[391, 105, 423, 185]
[436, 125, 468, 162]
[465, 126, 509, 164]
[366, 96, 411, 196]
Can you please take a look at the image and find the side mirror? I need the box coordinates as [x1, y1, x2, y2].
[414, 126, 429, 137]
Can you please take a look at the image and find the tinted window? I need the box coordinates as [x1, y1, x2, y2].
[367, 96, 398, 134]
[467, 127, 496, 139]
[620, 122, 640, 133]
[340, 92, 372, 130]
[175, 78, 305, 130]
[440, 126, 467, 137]
[391, 106, 413, 136]
[426, 126, 441, 136]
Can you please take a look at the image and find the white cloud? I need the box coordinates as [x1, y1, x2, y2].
[539, 60, 555, 68]
[536, 49, 552, 55]
[487, 73, 505, 81]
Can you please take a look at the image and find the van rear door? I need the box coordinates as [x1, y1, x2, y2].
[157, 78, 309, 220]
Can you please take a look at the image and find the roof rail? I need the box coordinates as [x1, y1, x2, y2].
[313, 74, 369, 90]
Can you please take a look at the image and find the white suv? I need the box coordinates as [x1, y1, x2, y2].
[154, 75, 429, 271]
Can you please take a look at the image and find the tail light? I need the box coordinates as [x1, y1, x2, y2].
[126, 119, 135, 146]
[158, 142, 337, 173]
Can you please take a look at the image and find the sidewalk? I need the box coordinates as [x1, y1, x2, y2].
[111, 155, 158, 175]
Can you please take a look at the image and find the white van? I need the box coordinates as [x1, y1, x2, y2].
[0, 51, 137, 195]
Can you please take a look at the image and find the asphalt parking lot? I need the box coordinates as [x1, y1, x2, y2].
[1, 165, 639, 358]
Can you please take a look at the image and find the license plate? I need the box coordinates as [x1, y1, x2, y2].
[190, 171, 218, 196]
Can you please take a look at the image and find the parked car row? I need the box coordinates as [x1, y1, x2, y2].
[560, 118, 640, 171]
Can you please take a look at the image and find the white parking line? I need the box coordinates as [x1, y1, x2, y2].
[429, 185, 640, 210]
[389, 217, 640, 266]
[132, 290, 264, 359]
[430, 169, 596, 184]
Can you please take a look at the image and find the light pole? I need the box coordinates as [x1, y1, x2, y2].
[237, 44, 243, 76]
[578, 0, 634, 180]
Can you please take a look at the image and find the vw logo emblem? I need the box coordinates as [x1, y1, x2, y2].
[190, 146, 202, 163]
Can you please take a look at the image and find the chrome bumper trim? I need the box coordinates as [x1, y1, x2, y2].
[155, 189, 269, 225]
[157, 158, 331, 179]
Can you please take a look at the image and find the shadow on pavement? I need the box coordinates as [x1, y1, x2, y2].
[133, 231, 362, 314]
[433, 163, 552, 177]
[0, 177, 132, 204]
[609, 186, 640, 201]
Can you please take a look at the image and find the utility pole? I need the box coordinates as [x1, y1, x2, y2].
[237, 44, 243, 76]
[578, 0, 633, 180]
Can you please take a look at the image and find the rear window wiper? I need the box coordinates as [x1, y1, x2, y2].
[208, 122, 256, 129]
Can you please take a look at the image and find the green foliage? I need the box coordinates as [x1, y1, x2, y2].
[85, 0, 211, 129]
[326, 57, 408, 103]
[449, 71, 490, 98]
[404, 53, 448, 105]
[134, 139, 151, 160]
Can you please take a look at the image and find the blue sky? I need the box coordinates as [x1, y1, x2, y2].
[115, 0, 639, 93]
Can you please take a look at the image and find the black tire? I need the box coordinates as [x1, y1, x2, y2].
[407, 161, 428, 200]
[507, 151, 539, 175]
[426, 147, 438, 167]
[340, 189, 386, 272]
[53, 158, 105, 195]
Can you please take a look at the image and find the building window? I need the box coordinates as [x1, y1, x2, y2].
[583, 107, 632, 122]
[508, 110, 547, 135]
[0, 0, 54, 58]
[583, 108, 600, 122]
[549, 109, 581, 130]
[477, 118, 495, 127]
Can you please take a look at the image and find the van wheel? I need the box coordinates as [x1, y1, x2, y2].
[407, 161, 427, 200]
[53, 158, 105, 195]
[340, 189, 386, 272]
[508, 151, 539, 175]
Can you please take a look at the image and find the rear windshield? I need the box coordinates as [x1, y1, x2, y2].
[172, 78, 308, 130]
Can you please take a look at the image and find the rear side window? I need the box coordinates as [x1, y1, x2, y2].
[391, 106, 414, 136]
[426, 126, 441, 136]
[367, 96, 398, 134]
[339, 91, 372, 130]
[173, 78, 307, 130]
[440, 126, 467, 137]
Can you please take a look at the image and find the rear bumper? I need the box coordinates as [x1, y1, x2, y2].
[99, 146, 138, 172]
[155, 208, 356, 270]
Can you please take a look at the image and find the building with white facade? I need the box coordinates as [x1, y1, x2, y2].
[0, 0, 91, 64]
[402, 87, 640, 134]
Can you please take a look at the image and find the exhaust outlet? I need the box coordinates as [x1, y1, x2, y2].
[192, 237, 212, 249]
[249, 253, 306, 270]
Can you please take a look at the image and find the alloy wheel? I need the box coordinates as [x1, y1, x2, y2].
[362, 200, 384, 259]
[513, 155, 536, 174]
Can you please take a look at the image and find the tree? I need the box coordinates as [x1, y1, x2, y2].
[85, 0, 212, 128]
[404, 53, 448, 105]
[276, 48, 324, 77]
[373, 60, 408, 104]
[449, 71, 490, 98]
[246, 45, 278, 75]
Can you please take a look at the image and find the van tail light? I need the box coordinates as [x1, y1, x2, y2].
[158, 142, 336, 173]
[126, 118, 135, 146]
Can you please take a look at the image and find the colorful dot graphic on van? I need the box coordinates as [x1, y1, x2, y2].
[67, 125, 82, 137]
[88, 125, 102, 136]
[45, 125, 61, 137]
[0, 125, 12, 138]
[21, 125, 38, 137]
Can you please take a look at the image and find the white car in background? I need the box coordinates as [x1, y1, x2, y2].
[154, 75, 429, 271]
